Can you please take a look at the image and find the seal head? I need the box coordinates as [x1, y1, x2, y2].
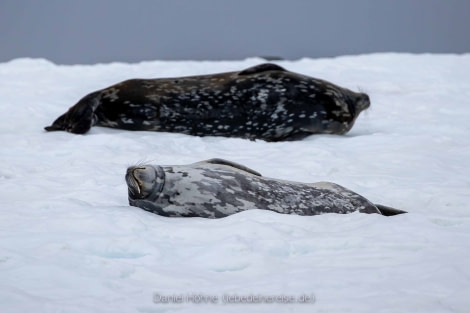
[126, 165, 165, 205]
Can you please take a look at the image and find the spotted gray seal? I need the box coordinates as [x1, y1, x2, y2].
[45, 63, 370, 141]
[125, 158, 406, 218]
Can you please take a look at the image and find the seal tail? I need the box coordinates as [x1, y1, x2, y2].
[375, 204, 407, 216]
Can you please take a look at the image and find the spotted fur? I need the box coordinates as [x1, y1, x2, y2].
[45, 64, 370, 141]
[125, 159, 406, 218]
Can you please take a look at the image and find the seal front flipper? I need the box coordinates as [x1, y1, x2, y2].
[238, 63, 287, 76]
[200, 158, 262, 176]
[45, 92, 100, 134]
[375, 204, 407, 216]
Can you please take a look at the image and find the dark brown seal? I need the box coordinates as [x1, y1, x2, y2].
[45, 63, 370, 141]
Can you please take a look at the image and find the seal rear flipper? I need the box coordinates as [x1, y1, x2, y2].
[200, 158, 262, 176]
[44, 92, 100, 134]
[238, 63, 287, 76]
[44, 112, 68, 131]
[44, 105, 95, 134]
[375, 204, 407, 216]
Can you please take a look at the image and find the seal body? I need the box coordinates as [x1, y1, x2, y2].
[125, 159, 405, 218]
[45, 63, 370, 141]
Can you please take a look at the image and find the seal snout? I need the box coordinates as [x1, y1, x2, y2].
[355, 93, 371, 113]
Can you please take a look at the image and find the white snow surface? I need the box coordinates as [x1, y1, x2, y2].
[1, 54, 470, 313]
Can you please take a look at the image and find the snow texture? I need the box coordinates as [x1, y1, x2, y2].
[1, 54, 469, 313]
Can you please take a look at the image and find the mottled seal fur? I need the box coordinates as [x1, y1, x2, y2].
[125, 158, 406, 218]
[45, 63, 370, 141]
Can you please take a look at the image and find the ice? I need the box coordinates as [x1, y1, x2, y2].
[1, 54, 470, 312]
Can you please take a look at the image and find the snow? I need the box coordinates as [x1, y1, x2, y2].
[1, 54, 470, 313]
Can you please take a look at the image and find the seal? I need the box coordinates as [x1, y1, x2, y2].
[125, 158, 406, 218]
[45, 63, 370, 141]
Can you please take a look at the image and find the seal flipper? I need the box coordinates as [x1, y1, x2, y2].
[375, 204, 407, 216]
[45, 92, 100, 134]
[238, 63, 287, 76]
[44, 112, 68, 132]
[201, 158, 262, 176]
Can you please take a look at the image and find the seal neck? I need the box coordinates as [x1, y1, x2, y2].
[145, 165, 165, 202]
